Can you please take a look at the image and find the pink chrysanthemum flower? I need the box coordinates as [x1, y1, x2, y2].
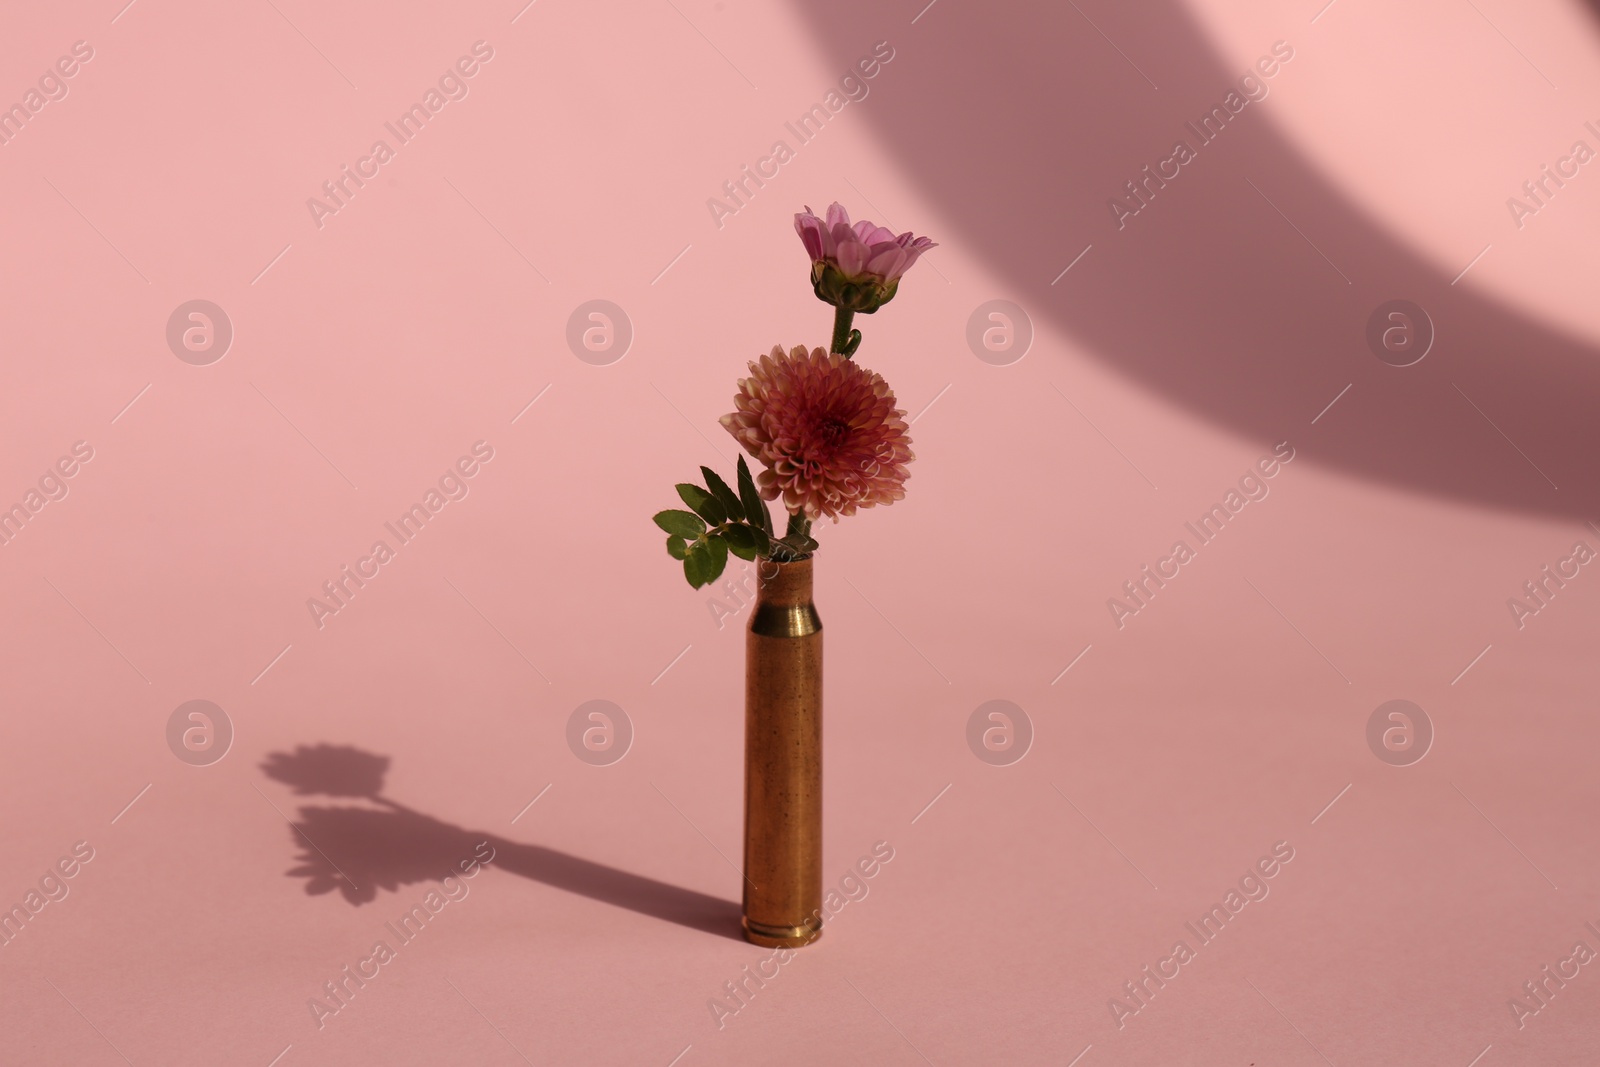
[720, 345, 914, 524]
[795, 203, 937, 313]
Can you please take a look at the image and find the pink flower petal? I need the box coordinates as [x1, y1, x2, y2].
[835, 239, 869, 277]
[865, 245, 909, 281]
[895, 232, 936, 251]
[854, 221, 898, 246]
[794, 213, 825, 261]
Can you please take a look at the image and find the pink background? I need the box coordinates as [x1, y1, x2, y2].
[3, 0, 1600, 1063]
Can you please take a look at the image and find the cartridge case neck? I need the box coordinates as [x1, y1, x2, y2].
[752, 557, 820, 637]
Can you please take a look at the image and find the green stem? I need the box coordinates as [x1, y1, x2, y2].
[831, 307, 855, 356]
[695, 514, 814, 563]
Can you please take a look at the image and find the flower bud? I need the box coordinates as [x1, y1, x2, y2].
[794, 203, 935, 314]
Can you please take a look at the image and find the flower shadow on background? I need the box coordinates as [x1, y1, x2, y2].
[260, 744, 743, 941]
[794, 1, 1600, 521]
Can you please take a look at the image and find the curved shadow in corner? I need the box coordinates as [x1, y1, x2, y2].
[261, 744, 742, 942]
[794, 0, 1600, 521]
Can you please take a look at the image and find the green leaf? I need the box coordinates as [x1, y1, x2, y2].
[676, 483, 726, 525]
[703, 532, 729, 582]
[665, 535, 688, 560]
[701, 466, 745, 522]
[721, 523, 769, 561]
[654, 509, 707, 539]
[736, 455, 771, 534]
[683, 536, 729, 588]
[683, 549, 710, 589]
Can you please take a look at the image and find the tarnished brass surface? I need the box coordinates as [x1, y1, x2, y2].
[742, 556, 823, 948]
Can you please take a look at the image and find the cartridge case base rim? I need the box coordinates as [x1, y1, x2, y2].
[741, 915, 823, 949]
